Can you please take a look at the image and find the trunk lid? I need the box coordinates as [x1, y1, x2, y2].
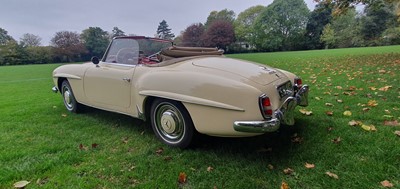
[192, 57, 285, 85]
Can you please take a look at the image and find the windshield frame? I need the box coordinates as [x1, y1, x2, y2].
[101, 36, 173, 64]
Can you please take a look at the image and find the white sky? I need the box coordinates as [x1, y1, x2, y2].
[0, 0, 317, 45]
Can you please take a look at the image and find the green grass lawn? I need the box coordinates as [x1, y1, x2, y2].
[1, 46, 399, 188]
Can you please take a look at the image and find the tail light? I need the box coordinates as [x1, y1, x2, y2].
[294, 77, 302, 88]
[259, 94, 273, 119]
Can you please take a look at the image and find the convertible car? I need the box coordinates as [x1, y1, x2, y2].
[52, 36, 309, 148]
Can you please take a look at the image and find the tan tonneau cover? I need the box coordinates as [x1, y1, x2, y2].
[160, 46, 224, 58]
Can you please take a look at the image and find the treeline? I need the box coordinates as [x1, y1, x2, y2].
[176, 0, 400, 52]
[0, 27, 125, 66]
[1, 0, 399, 66]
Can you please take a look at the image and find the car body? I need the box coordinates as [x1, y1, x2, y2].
[52, 36, 309, 148]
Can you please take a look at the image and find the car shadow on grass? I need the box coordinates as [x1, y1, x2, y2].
[79, 105, 318, 161]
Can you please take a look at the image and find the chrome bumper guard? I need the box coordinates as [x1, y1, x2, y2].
[233, 85, 309, 133]
[52, 86, 58, 93]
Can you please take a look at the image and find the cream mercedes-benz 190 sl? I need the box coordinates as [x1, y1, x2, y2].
[52, 36, 309, 148]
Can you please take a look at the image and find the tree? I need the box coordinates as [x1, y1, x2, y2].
[111, 27, 125, 38]
[381, 26, 400, 44]
[320, 9, 364, 48]
[81, 27, 109, 58]
[181, 23, 205, 47]
[51, 31, 86, 62]
[0, 41, 29, 65]
[254, 0, 310, 51]
[20, 33, 42, 47]
[320, 24, 336, 48]
[361, 0, 397, 42]
[234, 5, 265, 49]
[315, 0, 400, 18]
[202, 20, 235, 51]
[304, 3, 333, 49]
[0, 27, 14, 45]
[26, 46, 53, 64]
[156, 20, 175, 40]
[205, 9, 236, 27]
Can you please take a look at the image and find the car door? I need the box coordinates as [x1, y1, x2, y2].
[83, 38, 139, 112]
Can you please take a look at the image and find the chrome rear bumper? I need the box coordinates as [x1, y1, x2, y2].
[233, 85, 309, 133]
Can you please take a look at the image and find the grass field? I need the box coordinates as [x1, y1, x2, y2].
[1, 46, 399, 188]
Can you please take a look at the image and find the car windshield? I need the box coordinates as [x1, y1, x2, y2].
[104, 37, 172, 65]
[136, 38, 172, 57]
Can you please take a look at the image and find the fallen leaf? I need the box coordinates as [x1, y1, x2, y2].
[281, 181, 289, 189]
[164, 156, 172, 161]
[283, 168, 294, 175]
[332, 137, 341, 144]
[325, 172, 339, 179]
[343, 111, 352, 116]
[91, 143, 98, 148]
[383, 115, 394, 118]
[207, 166, 214, 172]
[361, 124, 376, 132]
[326, 111, 334, 116]
[349, 120, 362, 126]
[368, 100, 378, 107]
[381, 180, 394, 188]
[79, 144, 88, 151]
[369, 87, 377, 91]
[384, 120, 399, 126]
[379, 86, 392, 92]
[362, 107, 370, 112]
[325, 103, 334, 106]
[336, 86, 343, 90]
[394, 131, 400, 137]
[327, 127, 334, 132]
[122, 137, 129, 144]
[267, 164, 274, 170]
[61, 114, 67, 117]
[155, 148, 164, 155]
[178, 172, 187, 184]
[347, 86, 357, 91]
[337, 99, 343, 103]
[305, 163, 315, 169]
[315, 97, 321, 100]
[13, 181, 30, 188]
[299, 109, 313, 116]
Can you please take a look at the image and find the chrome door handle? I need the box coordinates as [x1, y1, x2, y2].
[123, 78, 131, 82]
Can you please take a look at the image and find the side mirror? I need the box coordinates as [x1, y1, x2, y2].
[91, 56, 100, 65]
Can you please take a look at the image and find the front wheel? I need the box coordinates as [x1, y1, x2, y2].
[150, 99, 196, 148]
[61, 80, 81, 113]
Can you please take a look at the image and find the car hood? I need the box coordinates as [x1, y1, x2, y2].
[192, 57, 285, 85]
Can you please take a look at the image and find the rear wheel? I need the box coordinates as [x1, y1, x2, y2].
[150, 99, 196, 148]
[61, 80, 81, 113]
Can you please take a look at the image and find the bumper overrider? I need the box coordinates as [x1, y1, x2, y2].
[233, 85, 309, 133]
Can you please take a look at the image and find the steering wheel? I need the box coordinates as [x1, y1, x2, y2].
[116, 48, 136, 64]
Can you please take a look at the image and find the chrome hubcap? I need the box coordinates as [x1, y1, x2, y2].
[62, 86, 73, 109]
[155, 103, 185, 143]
